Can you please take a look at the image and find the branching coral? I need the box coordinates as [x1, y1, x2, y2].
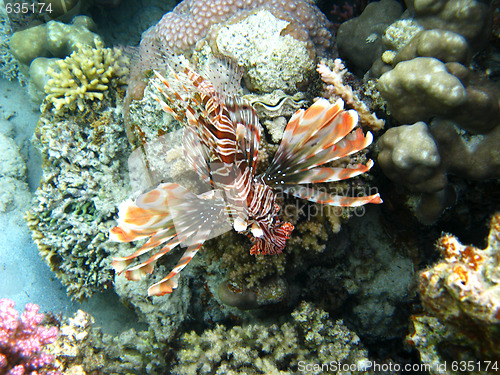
[173, 302, 370, 374]
[0, 299, 59, 375]
[48, 310, 166, 374]
[317, 59, 385, 131]
[43, 38, 128, 114]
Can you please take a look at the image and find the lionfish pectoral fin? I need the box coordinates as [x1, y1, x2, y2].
[119, 237, 182, 281]
[285, 186, 382, 207]
[125, 263, 155, 281]
[146, 219, 214, 296]
[148, 273, 180, 296]
[111, 258, 134, 274]
[147, 241, 204, 296]
[275, 160, 376, 185]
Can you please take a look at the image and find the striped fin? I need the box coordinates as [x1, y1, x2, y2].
[110, 182, 228, 295]
[268, 99, 355, 173]
[285, 186, 382, 207]
[249, 221, 294, 255]
[147, 230, 208, 296]
[263, 98, 376, 193]
[225, 96, 261, 176]
[288, 128, 373, 174]
[183, 127, 212, 185]
[276, 160, 375, 185]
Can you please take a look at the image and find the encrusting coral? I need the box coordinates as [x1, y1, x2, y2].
[213, 9, 315, 94]
[43, 38, 128, 114]
[25, 108, 132, 301]
[139, 0, 332, 55]
[173, 302, 370, 374]
[409, 213, 500, 364]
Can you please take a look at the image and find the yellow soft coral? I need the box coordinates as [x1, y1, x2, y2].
[44, 38, 128, 114]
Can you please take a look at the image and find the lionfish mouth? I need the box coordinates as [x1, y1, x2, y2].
[110, 58, 382, 296]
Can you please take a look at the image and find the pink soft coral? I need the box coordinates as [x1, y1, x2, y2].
[0, 299, 59, 375]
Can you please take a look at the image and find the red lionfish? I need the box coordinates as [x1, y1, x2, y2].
[110, 61, 382, 296]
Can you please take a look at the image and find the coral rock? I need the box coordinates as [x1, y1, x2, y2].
[9, 15, 101, 66]
[377, 57, 467, 124]
[417, 213, 500, 358]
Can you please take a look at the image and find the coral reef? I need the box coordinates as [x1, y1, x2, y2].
[204, 231, 286, 292]
[405, 0, 491, 49]
[140, 0, 332, 55]
[378, 57, 465, 125]
[409, 213, 500, 370]
[25, 108, 132, 301]
[338, 209, 415, 343]
[377, 57, 499, 132]
[369, 0, 498, 223]
[391, 29, 470, 66]
[112, 263, 192, 343]
[42, 39, 128, 114]
[127, 0, 333, 105]
[417, 213, 500, 357]
[0, 299, 59, 375]
[408, 314, 498, 375]
[9, 15, 102, 67]
[377, 122, 444, 194]
[173, 302, 370, 374]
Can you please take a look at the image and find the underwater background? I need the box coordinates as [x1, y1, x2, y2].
[0, 0, 499, 373]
